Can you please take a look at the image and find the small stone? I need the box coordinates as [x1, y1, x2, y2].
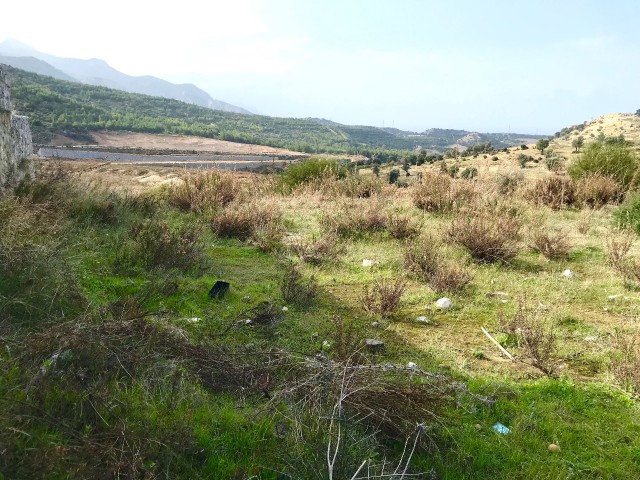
[416, 315, 429, 323]
[282, 306, 289, 312]
[371, 321, 380, 328]
[562, 269, 574, 279]
[548, 443, 561, 453]
[362, 259, 374, 267]
[407, 361, 417, 369]
[475, 423, 483, 431]
[244, 319, 253, 325]
[365, 338, 385, 351]
[436, 297, 452, 309]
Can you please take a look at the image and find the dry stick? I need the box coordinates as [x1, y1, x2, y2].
[481, 326, 514, 361]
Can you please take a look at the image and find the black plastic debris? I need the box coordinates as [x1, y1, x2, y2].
[209, 281, 230, 299]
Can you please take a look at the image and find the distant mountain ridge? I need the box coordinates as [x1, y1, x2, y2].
[0, 38, 250, 114]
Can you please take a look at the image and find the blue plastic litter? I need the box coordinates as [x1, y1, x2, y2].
[492, 422, 511, 435]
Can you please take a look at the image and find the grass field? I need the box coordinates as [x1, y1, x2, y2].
[3, 122, 640, 478]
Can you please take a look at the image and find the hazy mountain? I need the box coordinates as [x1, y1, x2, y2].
[0, 55, 75, 82]
[0, 38, 250, 114]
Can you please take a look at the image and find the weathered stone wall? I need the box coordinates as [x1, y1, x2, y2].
[0, 66, 35, 187]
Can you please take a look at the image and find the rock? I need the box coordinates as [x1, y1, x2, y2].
[475, 423, 483, 431]
[548, 443, 561, 453]
[371, 321, 380, 328]
[407, 361, 417, 369]
[362, 259, 374, 267]
[365, 338, 385, 352]
[562, 269, 574, 279]
[0, 67, 35, 188]
[436, 297, 452, 309]
[281, 306, 289, 312]
[416, 315, 429, 323]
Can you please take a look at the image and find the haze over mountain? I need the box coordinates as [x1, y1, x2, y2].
[0, 38, 250, 115]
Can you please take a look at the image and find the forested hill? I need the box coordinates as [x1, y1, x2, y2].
[4, 65, 542, 153]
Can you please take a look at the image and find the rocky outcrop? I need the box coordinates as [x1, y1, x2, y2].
[0, 66, 34, 187]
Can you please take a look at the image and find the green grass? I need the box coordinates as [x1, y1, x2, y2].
[3, 169, 640, 478]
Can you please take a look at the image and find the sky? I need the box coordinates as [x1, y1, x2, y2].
[2, 0, 640, 134]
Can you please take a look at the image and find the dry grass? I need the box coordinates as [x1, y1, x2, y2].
[170, 171, 241, 213]
[606, 229, 640, 285]
[412, 172, 476, 213]
[575, 174, 621, 208]
[386, 211, 420, 239]
[447, 201, 523, 263]
[212, 200, 284, 251]
[529, 227, 572, 261]
[280, 262, 319, 307]
[525, 175, 576, 209]
[320, 199, 387, 237]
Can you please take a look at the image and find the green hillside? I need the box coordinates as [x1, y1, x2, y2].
[4, 65, 542, 154]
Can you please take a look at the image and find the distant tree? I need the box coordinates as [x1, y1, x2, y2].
[572, 136, 584, 153]
[388, 168, 400, 184]
[636, 108, 640, 116]
[372, 164, 380, 177]
[402, 158, 411, 176]
[536, 138, 550, 154]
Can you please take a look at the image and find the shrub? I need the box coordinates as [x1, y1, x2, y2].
[321, 201, 387, 237]
[412, 173, 475, 214]
[386, 212, 420, 239]
[525, 175, 575, 209]
[280, 262, 318, 307]
[404, 237, 473, 293]
[611, 334, 640, 393]
[447, 202, 523, 263]
[290, 232, 341, 265]
[517, 153, 532, 168]
[498, 301, 557, 375]
[614, 193, 640, 235]
[123, 219, 203, 271]
[429, 264, 473, 294]
[460, 166, 478, 180]
[169, 171, 239, 213]
[575, 174, 621, 208]
[361, 278, 407, 317]
[606, 230, 640, 286]
[496, 171, 525, 195]
[388, 168, 401, 184]
[544, 155, 564, 172]
[568, 141, 639, 189]
[212, 201, 284, 249]
[530, 228, 571, 260]
[280, 158, 347, 190]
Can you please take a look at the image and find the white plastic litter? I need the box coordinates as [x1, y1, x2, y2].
[416, 316, 429, 323]
[492, 422, 511, 435]
[562, 269, 574, 279]
[407, 362, 417, 369]
[362, 259, 374, 267]
[436, 297, 452, 309]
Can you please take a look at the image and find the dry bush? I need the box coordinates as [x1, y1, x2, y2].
[611, 334, 640, 394]
[606, 230, 640, 285]
[576, 210, 593, 235]
[412, 172, 475, 213]
[429, 264, 473, 294]
[447, 202, 523, 263]
[496, 171, 525, 195]
[403, 236, 441, 279]
[404, 237, 473, 293]
[280, 262, 319, 307]
[387, 211, 420, 239]
[525, 175, 576, 209]
[498, 301, 557, 375]
[290, 232, 341, 265]
[530, 227, 572, 260]
[320, 200, 387, 237]
[314, 174, 385, 199]
[575, 174, 621, 208]
[361, 278, 407, 317]
[125, 219, 203, 270]
[170, 171, 240, 213]
[212, 200, 284, 250]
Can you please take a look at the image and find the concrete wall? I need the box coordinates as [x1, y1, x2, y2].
[0, 67, 35, 187]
